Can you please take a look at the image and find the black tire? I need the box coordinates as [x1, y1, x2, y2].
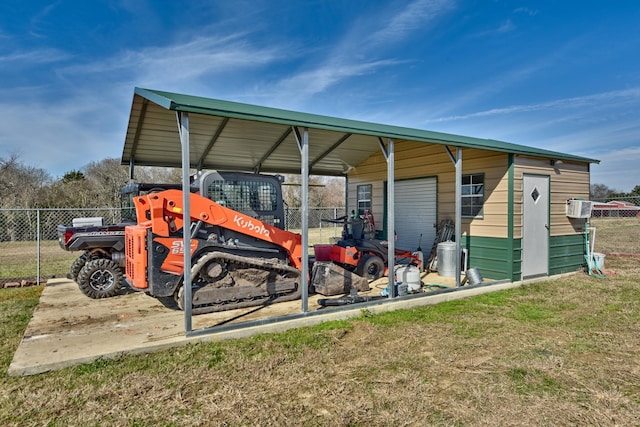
[76, 258, 123, 299]
[356, 254, 385, 280]
[68, 252, 89, 280]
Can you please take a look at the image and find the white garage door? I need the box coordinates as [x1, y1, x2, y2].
[394, 177, 437, 251]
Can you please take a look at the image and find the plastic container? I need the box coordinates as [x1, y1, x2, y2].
[437, 241, 457, 277]
[396, 283, 408, 296]
[380, 282, 409, 297]
[72, 217, 104, 227]
[592, 252, 605, 271]
[395, 265, 422, 292]
[313, 244, 333, 261]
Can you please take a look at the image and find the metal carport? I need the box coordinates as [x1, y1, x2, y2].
[122, 87, 597, 335]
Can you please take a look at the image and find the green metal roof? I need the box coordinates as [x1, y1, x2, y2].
[122, 87, 599, 175]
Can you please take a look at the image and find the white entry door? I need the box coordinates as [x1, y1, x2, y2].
[522, 174, 549, 278]
[394, 177, 437, 251]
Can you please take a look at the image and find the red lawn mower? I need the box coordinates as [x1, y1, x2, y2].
[323, 211, 423, 281]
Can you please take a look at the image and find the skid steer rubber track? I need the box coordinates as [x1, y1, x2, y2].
[175, 251, 302, 315]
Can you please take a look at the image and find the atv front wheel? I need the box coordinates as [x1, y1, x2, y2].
[76, 258, 123, 299]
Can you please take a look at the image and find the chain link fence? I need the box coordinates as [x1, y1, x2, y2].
[285, 206, 346, 229]
[0, 206, 345, 287]
[590, 196, 640, 218]
[0, 208, 127, 287]
[3, 203, 638, 287]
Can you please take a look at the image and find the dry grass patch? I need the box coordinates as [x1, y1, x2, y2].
[590, 217, 640, 254]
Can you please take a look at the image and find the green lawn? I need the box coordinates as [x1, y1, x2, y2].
[0, 240, 76, 282]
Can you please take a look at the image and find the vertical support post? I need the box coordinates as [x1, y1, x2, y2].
[128, 158, 135, 181]
[386, 139, 395, 297]
[455, 147, 462, 287]
[178, 111, 193, 332]
[344, 176, 349, 216]
[36, 209, 41, 286]
[301, 128, 309, 312]
[294, 126, 310, 312]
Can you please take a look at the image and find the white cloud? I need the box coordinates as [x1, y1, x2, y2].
[424, 33, 594, 118]
[471, 19, 516, 38]
[0, 61, 132, 177]
[514, 7, 539, 16]
[589, 146, 640, 192]
[496, 20, 515, 33]
[0, 48, 71, 66]
[427, 87, 640, 123]
[0, 100, 124, 178]
[367, 0, 456, 47]
[0, 27, 296, 177]
[28, 1, 62, 39]
[271, 59, 403, 104]
[246, 0, 455, 107]
[61, 33, 284, 88]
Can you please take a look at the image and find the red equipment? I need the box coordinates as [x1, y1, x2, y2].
[325, 211, 422, 281]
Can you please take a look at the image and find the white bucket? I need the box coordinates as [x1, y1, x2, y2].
[592, 253, 605, 271]
[396, 265, 422, 292]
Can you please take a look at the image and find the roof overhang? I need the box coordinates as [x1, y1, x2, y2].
[122, 87, 599, 175]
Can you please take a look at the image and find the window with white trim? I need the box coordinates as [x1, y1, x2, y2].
[357, 184, 372, 214]
[461, 174, 484, 218]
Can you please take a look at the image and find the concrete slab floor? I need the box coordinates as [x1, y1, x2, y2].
[7, 272, 486, 377]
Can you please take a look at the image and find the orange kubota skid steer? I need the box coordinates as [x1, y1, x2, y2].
[124, 173, 369, 314]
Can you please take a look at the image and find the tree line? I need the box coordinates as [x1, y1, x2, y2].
[0, 154, 345, 210]
[590, 183, 640, 201]
[4, 153, 637, 209]
[0, 154, 180, 209]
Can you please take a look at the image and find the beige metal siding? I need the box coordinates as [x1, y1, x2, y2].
[347, 141, 510, 239]
[514, 156, 589, 238]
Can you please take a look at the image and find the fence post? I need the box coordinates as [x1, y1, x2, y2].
[37, 209, 41, 286]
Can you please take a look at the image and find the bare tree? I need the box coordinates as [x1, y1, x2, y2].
[282, 174, 345, 207]
[590, 183, 617, 201]
[315, 176, 346, 207]
[0, 153, 52, 208]
[82, 158, 131, 207]
[134, 166, 182, 184]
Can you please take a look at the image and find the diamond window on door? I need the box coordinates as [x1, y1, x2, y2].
[531, 187, 540, 203]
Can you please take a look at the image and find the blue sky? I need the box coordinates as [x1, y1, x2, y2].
[1, 1, 639, 192]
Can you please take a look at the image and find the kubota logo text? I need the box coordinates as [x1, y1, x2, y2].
[233, 214, 270, 237]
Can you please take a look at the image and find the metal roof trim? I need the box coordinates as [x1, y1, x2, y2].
[134, 87, 176, 111]
[133, 87, 600, 164]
